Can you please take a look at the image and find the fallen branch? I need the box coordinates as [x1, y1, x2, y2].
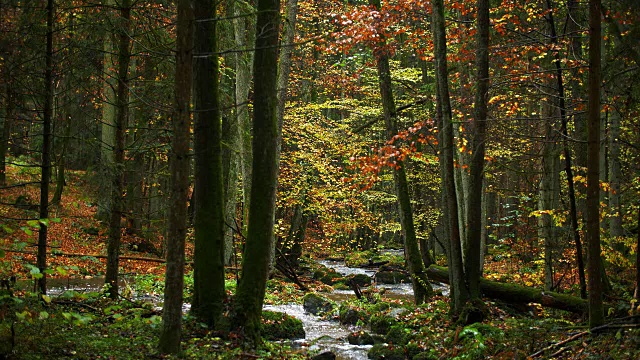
[426, 265, 588, 313]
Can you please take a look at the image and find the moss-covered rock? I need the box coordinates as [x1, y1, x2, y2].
[303, 293, 334, 316]
[367, 344, 405, 360]
[347, 273, 372, 287]
[370, 314, 396, 335]
[339, 308, 364, 325]
[260, 311, 305, 340]
[375, 270, 410, 284]
[413, 351, 439, 360]
[385, 324, 411, 346]
[347, 330, 375, 345]
[319, 270, 345, 285]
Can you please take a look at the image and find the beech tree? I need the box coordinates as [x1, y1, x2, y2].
[233, 0, 281, 345]
[191, 0, 226, 327]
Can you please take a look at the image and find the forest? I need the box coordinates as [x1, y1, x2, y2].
[0, 0, 639, 359]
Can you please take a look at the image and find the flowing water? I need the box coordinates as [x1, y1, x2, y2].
[37, 256, 446, 359]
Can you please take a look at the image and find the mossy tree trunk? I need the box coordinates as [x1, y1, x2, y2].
[158, 0, 193, 354]
[426, 266, 589, 314]
[105, 0, 131, 299]
[233, 0, 281, 346]
[192, 0, 226, 328]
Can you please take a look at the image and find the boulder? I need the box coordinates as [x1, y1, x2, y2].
[303, 293, 334, 316]
[260, 310, 305, 340]
[311, 351, 336, 360]
[347, 330, 375, 345]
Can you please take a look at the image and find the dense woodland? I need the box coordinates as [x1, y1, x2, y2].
[1, 0, 639, 358]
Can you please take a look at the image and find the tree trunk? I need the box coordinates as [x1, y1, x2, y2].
[233, 0, 255, 237]
[98, 0, 117, 222]
[587, 0, 604, 328]
[0, 75, 12, 187]
[465, 0, 490, 302]
[563, 0, 588, 299]
[270, 0, 299, 274]
[432, 0, 467, 314]
[426, 266, 589, 314]
[37, 0, 55, 295]
[539, 116, 561, 291]
[192, 0, 226, 328]
[105, 0, 131, 299]
[233, 0, 281, 346]
[158, 0, 193, 353]
[369, 0, 432, 305]
[608, 111, 622, 239]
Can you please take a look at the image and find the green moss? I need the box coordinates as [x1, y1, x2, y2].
[385, 324, 411, 346]
[260, 311, 305, 340]
[370, 314, 396, 335]
[368, 344, 405, 360]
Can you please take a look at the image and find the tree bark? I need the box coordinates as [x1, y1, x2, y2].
[432, 0, 467, 315]
[608, 111, 622, 239]
[426, 266, 589, 314]
[37, 0, 55, 295]
[233, 0, 255, 238]
[587, 0, 604, 328]
[98, 0, 117, 222]
[369, 0, 432, 305]
[192, 0, 226, 328]
[158, 0, 193, 354]
[465, 0, 490, 302]
[232, 0, 281, 346]
[105, 0, 131, 299]
[538, 113, 561, 291]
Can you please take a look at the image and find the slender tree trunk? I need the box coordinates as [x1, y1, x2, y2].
[565, 0, 588, 299]
[192, 0, 226, 327]
[0, 78, 12, 187]
[369, 0, 432, 305]
[587, 0, 604, 328]
[37, 0, 55, 295]
[432, 0, 466, 314]
[608, 111, 622, 239]
[158, 0, 193, 353]
[233, 0, 281, 345]
[465, 0, 490, 302]
[270, 0, 299, 272]
[539, 118, 561, 291]
[105, 0, 131, 298]
[98, 0, 116, 221]
[233, 1, 255, 237]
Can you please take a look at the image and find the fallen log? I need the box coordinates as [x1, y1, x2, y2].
[426, 265, 588, 314]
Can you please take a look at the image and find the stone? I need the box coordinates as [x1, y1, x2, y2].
[303, 293, 334, 316]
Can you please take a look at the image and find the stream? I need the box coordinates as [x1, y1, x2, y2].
[35, 256, 446, 359]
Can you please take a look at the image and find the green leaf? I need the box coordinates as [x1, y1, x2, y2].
[39, 218, 50, 227]
[56, 266, 68, 276]
[21, 227, 33, 236]
[51, 218, 61, 223]
[27, 220, 40, 228]
[1, 225, 13, 234]
[41, 294, 51, 304]
[62, 312, 72, 321]
[0, 249, 4, 258]
[39, 311, 49, 320]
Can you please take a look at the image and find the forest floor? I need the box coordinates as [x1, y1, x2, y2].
[1, 164, 639, 359]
